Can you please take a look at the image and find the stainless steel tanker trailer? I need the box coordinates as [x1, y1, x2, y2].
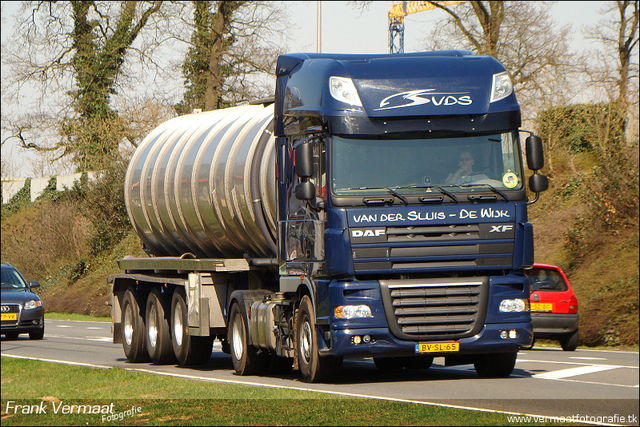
[109, 51, 548, 383]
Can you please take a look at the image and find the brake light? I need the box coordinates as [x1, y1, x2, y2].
[568, 295, 578, 314]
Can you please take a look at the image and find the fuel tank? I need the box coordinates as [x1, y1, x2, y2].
[124, 104, 277, 258]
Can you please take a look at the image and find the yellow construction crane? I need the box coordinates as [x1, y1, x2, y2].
[388, 1, 465, 53]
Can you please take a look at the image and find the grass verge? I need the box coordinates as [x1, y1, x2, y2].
[1, 358, 574, 426]
[45, 313, 111, 322]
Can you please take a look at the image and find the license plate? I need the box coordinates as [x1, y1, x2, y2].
[415, 342, 459, 353]
[1, 313, 17, 321]
[531, 302, 553, 311]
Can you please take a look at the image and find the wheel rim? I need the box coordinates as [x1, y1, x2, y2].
[300, 316, 312, 365]
[231, 313, 244, 361]
[123, 302, 134, 346]
[148, 303, 158, 348]
[173, 302, 183, 347]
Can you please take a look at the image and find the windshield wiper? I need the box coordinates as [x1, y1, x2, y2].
[458, 183, 509, 202]
[395, 185, 458, 203]
[385, 187, 408, 205]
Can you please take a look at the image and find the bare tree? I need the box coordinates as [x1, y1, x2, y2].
[423, 1, 579, 116]
[585, 1, 639, 139]
[176, 1, 287, 113]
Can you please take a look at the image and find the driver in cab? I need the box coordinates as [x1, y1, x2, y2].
[444, 150, 489, 185]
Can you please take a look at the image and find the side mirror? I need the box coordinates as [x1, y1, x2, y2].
[29, 281, 40, 288]
[294, 142, 314, 177]
[295, 181, 315, 200]
[525, 135, 544, 171]
[529, 173, 549, 193]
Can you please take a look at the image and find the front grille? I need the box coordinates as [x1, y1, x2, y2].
[351, 223, 514, 273]
[380, 278, 488, 340]
[1, 304, 21, 327]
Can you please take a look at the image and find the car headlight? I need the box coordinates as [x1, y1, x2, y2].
[334, 305, 373, 319]
[24, 300, 43, 310]
[499, 298, 529, 313]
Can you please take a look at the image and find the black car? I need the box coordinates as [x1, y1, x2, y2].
[1, 262, 45, 339]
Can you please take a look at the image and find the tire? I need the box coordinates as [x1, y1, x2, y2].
[122, 287, 150, 363]
[229, 303, 267, 375]
[560, 329, 579, 351]
[296, 295, 342, 383]
[4, 332, 20, 340]
[474, 352, 518, 378]
[29, 326, 44, 340]
[171, 289, 213, 366]
[146, 289, 177, 364]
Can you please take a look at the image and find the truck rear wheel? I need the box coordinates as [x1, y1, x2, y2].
[296, 295, 342, 383]
[474, 352, 518, 378]
[146, 289, 177, 365]
[229, 303, 267, 375]
[122, 287, 150, 363]
[171, 289, 213, 366]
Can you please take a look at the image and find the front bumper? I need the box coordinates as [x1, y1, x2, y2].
[1, 307, 44, 334]
[328, 322, 532, 358]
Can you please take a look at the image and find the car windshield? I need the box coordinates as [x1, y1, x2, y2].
[1, 268, 27, 290]
[330, 131, 523, 196]
[527, 268, 568, 292]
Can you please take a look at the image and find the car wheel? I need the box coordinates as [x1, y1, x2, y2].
[403, 355, 433, 370]
[146, 289, 177, 365]
[474, 352, 518, 378]
[560, 329, 579, 351]
[374, 357, 404, 371]
[29, 326, 44, 340]
[296, 295, 342, 383]
[4, 332, 20, 340]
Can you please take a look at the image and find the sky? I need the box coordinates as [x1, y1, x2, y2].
[1, 1, 607, 178]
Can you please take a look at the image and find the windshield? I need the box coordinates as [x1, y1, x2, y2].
[330, 132, 523, 196]
[1, 268, 27, 290]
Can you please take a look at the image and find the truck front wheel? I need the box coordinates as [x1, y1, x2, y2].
[296, 295, 342, 383]
[122, 287, 149, 363]
[229, 303, 267, 375]
[474, 352, 518, 378]
[146, 289, 177, 365]
[171, 289, 213, 366]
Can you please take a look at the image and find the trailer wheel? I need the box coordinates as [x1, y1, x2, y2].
[171, 289, 213, 366]
[296, 295, 342, 383]
[146, 289, 177, 365]
[474, 352, 517, 378]
[229, 303, 267, 375]
[122, 287, 149, 363]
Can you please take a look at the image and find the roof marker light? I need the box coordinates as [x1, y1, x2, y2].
[490, 71, 513, 103]
[329, 76, 363, 107]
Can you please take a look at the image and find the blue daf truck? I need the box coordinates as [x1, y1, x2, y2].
[109, 50, 548, 382]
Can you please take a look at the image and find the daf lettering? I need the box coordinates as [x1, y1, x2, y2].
[352, 229, 386, 238]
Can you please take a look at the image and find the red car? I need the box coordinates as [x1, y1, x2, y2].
[525, 264, 579, 351]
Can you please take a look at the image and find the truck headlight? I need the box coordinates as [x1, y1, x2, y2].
[499, 298, 529, 313]
[335, 305, 373, 319]
[490, 71, 513, 103]
[24, 300, 43, 310]
[329, 76, 363, 107]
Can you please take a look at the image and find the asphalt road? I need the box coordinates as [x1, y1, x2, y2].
[2, 319, 639, 425]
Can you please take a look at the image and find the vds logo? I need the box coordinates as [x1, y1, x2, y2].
[375, 89, 473, 111]
[489, 225, 514, 233]
[352, 229, 386, 238]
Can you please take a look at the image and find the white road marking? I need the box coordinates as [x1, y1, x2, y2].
[86, 327, 104, 330]
[55, 325, 72, 328]
[85, 337, 112, 342]
[533, 365, 617, 380]
[569, 357, 607, 361]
